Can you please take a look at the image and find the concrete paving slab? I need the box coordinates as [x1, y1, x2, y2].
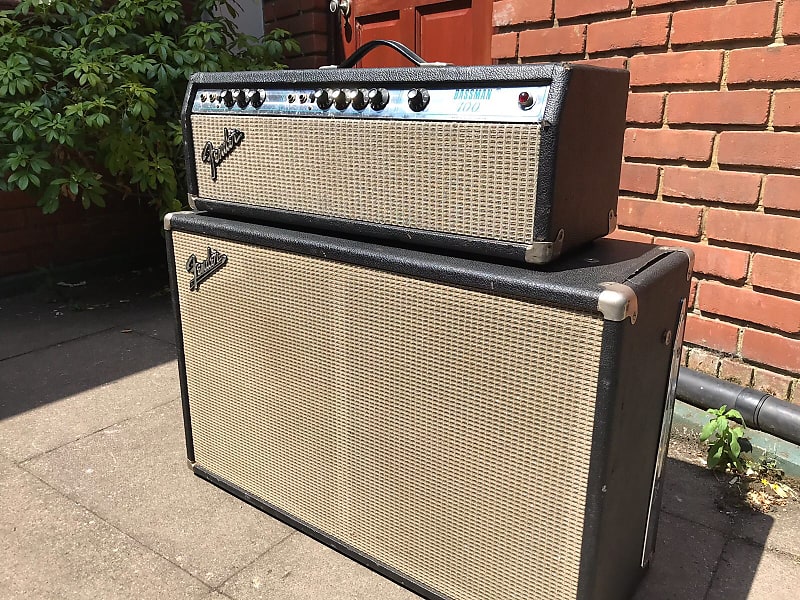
[633, 512, 727, 600]
[706, 541, 800, 600]
[220, 533, 419, 600]
[0, 329, 178, 462]
[0, 269, 170, 360]
[24, 401, 293, 588]
[130, 309, 177, 345]
[735, 502, 800, 559]
[661, 456, 737, 533]
[0, 456, 210, 600]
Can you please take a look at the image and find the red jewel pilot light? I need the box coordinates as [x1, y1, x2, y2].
[518, 91, 534, 109]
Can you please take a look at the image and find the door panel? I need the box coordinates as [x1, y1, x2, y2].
[418, 1, 486, 66]
[339, 0, 491, 67]
[354, 9, 416, 68]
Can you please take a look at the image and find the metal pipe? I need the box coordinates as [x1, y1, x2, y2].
[676, 367, 800, 446]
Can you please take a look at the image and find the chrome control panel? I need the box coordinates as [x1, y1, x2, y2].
[192, 85, 550, 123]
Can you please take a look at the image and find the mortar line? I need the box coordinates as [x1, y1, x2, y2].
[211, 531, 298, 593]
[15, 463, 215, 594]
[0, 324, 125, 363]
[17, 396, 180, 466]
[702, 536, 733, 600]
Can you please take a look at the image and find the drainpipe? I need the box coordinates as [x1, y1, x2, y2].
[676, 367, 800, 446]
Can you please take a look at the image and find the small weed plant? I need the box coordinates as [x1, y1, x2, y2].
[700, 405, 751, 473]
[0, 0, 299, 218]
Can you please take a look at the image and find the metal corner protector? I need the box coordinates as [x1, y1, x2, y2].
[597, 282, 638, 323]
[188, 194, 199, 210]
[525, 229, 565, 264]
[658, 246, 695, 281]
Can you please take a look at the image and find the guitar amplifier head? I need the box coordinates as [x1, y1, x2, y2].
[165, 211, 692, 600]
[182, 63, 629, 263]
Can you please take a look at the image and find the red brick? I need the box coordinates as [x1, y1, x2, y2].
[626, 93, 665, 125]
[493, 0, 553, 26]
[293, 33, 327, 55]
[263, 0, 303, 21]
[661, 167, 760, 206]
[743, 330, 800, 374]
[273, 10, 328, 37]
[773, 91, 800, 128]
[719, 358, 753, 387]
[617, 197, 702, 236]
[556, 0, 630, 20]
[753, 367, 793, 399]
[654, 237, 750, 281]
[706, 209, 800, 254]
[698, 281, 800, 333]
[0, 190, 35, 209]
[685, 314, 740, 353]
[689, 278, 697, 308]
[605, 228, 655, 243]
[667, 91, 770, 126]
[687, 348, 720, 375]
[629, 51, 723, 87]
[519, 25, 586, 57]
[587, 14, 669, 53]
[619, 162, 659, 194]
[0, 208, 26, 232]
[634, 0, 692, 7]
[718, 132, 800, 170]
[763, 174, 800, 211]
[752, 254, 800, 295]
[671, 2, 777, 46]
[728, 45, 800, 84]
[0, 251, 30, 276]
[581, 56, 627, 69]
[492, 32, 517, 59]
[784, 0, 800, 38]
[624, 128, 714, 162]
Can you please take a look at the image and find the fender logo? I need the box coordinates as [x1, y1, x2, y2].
[201, 127, 244, 182]
[186, 247, 228, 291]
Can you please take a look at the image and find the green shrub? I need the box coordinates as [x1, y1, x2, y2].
[0, 0, 298, 217]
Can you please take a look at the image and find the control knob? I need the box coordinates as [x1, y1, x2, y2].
[249, 90, 264, 108]
[235, 89, 248, 109]
[315, 88, 334, 110]
[368, 88, 390, 111]
[222, 90, 235, 108]
[350, 88, 369, 111]
[407, 88, 430, 112]
[333, 89, 350, 110]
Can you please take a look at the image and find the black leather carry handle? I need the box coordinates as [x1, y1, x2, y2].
[337, 40, 430, 68]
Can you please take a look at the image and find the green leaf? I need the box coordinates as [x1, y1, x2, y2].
[700, 420, 716, 442]
[707, 441, 724, 469]
[730, 435, 741, 459]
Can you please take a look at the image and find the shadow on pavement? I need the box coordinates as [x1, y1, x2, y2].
[634, 455, 774, 600]
[0, 267, 174, 421]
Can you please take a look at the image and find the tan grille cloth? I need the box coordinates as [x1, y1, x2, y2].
[191, 115, 541, 244]
[173, 231, 604, 600]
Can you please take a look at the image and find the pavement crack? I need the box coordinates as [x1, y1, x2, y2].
[211, 530, 297, 593]
[14, 463, 215, 594]
[17, 396, 180, 466]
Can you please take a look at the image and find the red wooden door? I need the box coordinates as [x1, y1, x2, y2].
[339, 0, 492, 67]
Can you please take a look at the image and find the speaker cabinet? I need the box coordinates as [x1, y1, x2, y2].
[182, 64, 629, 263]
[166, 211, 691, 600]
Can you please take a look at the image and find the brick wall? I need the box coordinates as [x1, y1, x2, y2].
[493, 0, 800, 402]
[263, 0, 334, 68]
[0, 192, 161, 279]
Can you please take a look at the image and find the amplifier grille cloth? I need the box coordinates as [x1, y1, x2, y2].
[191, 115, 541, 244]
[173, 231, 604, 600]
